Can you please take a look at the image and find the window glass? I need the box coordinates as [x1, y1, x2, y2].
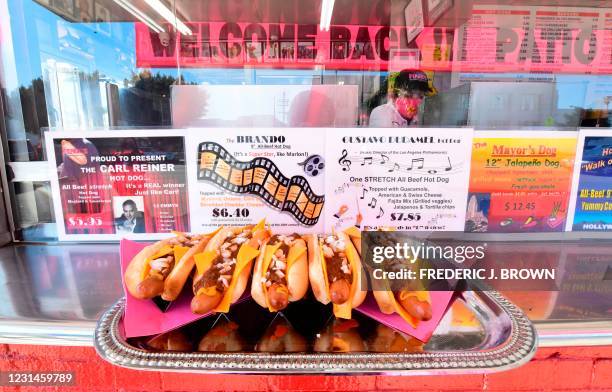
[0, 0, 610, 241]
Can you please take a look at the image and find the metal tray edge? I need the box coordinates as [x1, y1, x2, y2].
[94, 291, 538, 375]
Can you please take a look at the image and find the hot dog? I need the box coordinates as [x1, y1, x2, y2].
[125, 231, 217, 300]
[255, 318, 308, 353]
[191, 220, 270, 314]
[307, 232, 366, 319]
[251, 233, 308, 311]
[368, 324, 424, 353]
[313, 318, 366, 352]
[198, 319, 247, 352]
[373, 274, 432, 327]
[355, 229, 432, 328]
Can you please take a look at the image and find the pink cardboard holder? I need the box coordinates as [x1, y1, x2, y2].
[356, 290, 456, 342]
[119, 239, 249, 338]
[120, 239, 454, 341]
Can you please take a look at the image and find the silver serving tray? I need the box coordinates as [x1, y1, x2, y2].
[94, 290, 537, 374]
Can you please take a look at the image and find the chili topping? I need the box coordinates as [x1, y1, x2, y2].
[194, 229, 252, 293]
[321, 235, 353, 284]
[261, 234, 300, 288]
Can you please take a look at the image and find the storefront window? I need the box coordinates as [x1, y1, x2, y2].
[0, 0, 610, 241]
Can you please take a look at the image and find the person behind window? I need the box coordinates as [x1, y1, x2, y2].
[115, 199, 145, 234]
[369, 69, 435, 127]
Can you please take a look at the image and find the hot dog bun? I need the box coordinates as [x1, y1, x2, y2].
[251, 234, 309, 311]
[162, 230, 220, 301]
[306, 234, 330, 304]
[124, 238, 173, 299]
[307, 232, 367, 319]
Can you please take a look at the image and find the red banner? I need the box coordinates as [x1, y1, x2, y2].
[135, 22, 450, 71]
[135, 12, 612, 73]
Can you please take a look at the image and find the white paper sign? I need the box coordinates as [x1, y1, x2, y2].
[324, 128, 473, 232]
[187, 128, 326, 233]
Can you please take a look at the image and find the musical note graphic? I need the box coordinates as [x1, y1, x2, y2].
[368, 197, 377, 208]
[376, 207, 384, 219]
[360, 187, 367, 200]
[445, 156, 452, 171]
[361, 156, 373, 166]
[409, 158, 425, 171]
[355, 193, 363, 228]
[339, 152, 461, 177]
[339, 149, 351, 171]
[427, 157, 453, 174]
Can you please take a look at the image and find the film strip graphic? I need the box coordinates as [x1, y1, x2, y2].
[197, 142, 324, 226]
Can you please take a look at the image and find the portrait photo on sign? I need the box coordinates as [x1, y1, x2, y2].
[113, 196, 146, 234]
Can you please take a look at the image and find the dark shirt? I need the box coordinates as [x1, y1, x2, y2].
[114, 211, 145, 233]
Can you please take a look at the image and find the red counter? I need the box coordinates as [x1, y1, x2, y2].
[1, 344, 611, 391]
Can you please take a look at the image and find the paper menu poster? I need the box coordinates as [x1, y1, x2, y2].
[46, 130, 190, 241]
[324, 128, 473, 232]
[566, 130, 612, 231]
[187, 128, 325, 233]
[466, 131, 577, 233]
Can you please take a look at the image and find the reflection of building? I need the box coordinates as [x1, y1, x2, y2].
[465, 194, 488, 232]
[274, 92, 290, 124]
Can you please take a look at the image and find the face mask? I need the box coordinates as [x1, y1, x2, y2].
[394, 97, 422, 120]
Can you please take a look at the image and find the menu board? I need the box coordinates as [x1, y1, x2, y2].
[455, 5, 612, 74]
[602, 12, 612, 74]
[325, 128, 473, 232]
[187, 129, 325, 233]
[456, 5, 534, 73]
[466, 131, 576, 233]
[47, 131, 190, 241]
[566, 130, 612, 231]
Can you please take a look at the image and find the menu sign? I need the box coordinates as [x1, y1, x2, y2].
[455, 5, 612, 74]
[466, 131, 576, 233]
[325, 128, 473, 232]
[187, 129, 325, 233]
[566, 130, 612, 231]
[47, 131, 190, 241]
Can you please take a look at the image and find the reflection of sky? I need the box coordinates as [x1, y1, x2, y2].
[10, 1, 374, 88]
[9, 0, 137, 84]
[8, 1, 612, 110]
